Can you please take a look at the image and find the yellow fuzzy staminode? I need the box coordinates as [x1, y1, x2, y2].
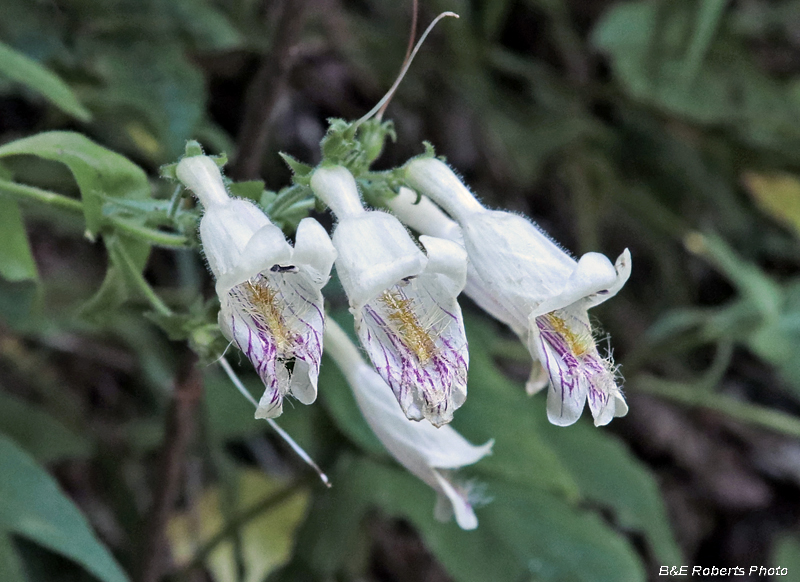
[245, 279, 294, 351]
[545, 312, 592, 357]
[379, 289, 440, 365]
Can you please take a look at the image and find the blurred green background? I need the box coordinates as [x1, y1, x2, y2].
[3, 0, 800, 580]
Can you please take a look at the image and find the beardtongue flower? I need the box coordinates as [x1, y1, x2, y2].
[403, 157, 631, 427]
[310, 165, 469, 427]
[176, 155, 336, 419]
[324, 318, 492, 529]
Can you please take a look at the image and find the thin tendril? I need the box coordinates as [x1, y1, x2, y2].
[219, 357, 331, 487]
[377, 0, 419, 121]
[355, 11, 459, 128]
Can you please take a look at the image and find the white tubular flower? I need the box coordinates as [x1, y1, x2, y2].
[403, 158, 632, 427]
[176, 155, 336, 419]
[324, 319, 492, 530]
[310, 166, 469, 428]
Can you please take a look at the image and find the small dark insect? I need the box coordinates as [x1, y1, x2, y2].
[271, 264, 298, 273]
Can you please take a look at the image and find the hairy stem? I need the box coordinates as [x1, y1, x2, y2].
[0, 178, 83, 213]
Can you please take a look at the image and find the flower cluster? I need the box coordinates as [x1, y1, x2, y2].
[175, 143, 630, 527]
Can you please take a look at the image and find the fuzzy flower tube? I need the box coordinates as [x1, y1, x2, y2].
[310, 165, 469, 427]
[176, 154, 336, 419]
[324, 318, 492, 529]
[401, 159, 631, 427]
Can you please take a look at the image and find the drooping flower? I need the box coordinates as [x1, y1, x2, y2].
[402, 158, 631, 427]
[324, 318, 492, 529]
[176, 154, 336, 419]
[310, 165, 469, 427]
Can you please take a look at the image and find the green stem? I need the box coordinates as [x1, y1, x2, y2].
[0, 179, 190, 248]
[0, 178, 83, 214]
[167, 184, 184, 220]
[109, 216, 190, 249]
[111, 240, 173, 318]
[636, 375, 800, 438]
[266, 185, 308, 219]
[175, 478, 308, 579]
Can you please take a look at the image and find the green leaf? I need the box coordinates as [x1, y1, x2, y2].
[228, 180, 266, 202]
[771, 534, 800, 580]
[0, 132, 150, 237]
[0, 41, 91, 122]
[591, 1, 800, 152]
[742, 172, 800, 238]
[203, 368, 263, 442]
[681, 0, 730, 85]
[279, 153, 313, 185]
[0, 392, 92, 463]
[0, 199, 38, 283]
[540, 419, 683, 565]
[0, 279, 39, 330]
[0, 436, 128, 582]
[83, 43, 206, 161]
[295, 455, 645, 582]
[78, 234, 151, 322]
[457, 316, 580, 498]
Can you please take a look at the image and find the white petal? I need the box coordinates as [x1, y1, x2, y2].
[418, 235, 468, 296]
[525, 360, 549, 396]
[461, 211, 576, 325]
[432, 470, 478, 530]
[215, 223, 293, 294]
[176, 155, 230, 207]
[293, 217, 337, 286]
[220, 269, 325, 417]
[349, 364, 491, 472]
[310, 165, 366, 218]
[324, 321, 489, 530]
[199, 200, 272, 280]
[355, 275, 468, 427]
[333, 211, 427, 307]
[529, 252, 618, 318]
[530, 305, 621, 427]
[386, 187, 464, 241]
[404, 158, 485, 222]
[289, 358, 316, 405]
[585, 248, 632, 309]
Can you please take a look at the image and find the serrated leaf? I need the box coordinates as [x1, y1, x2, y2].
[0, 436, 128, 582]
[0, 132, 150, 237]
[0, 392, 92, 463]
[0, 41, 91, 122]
